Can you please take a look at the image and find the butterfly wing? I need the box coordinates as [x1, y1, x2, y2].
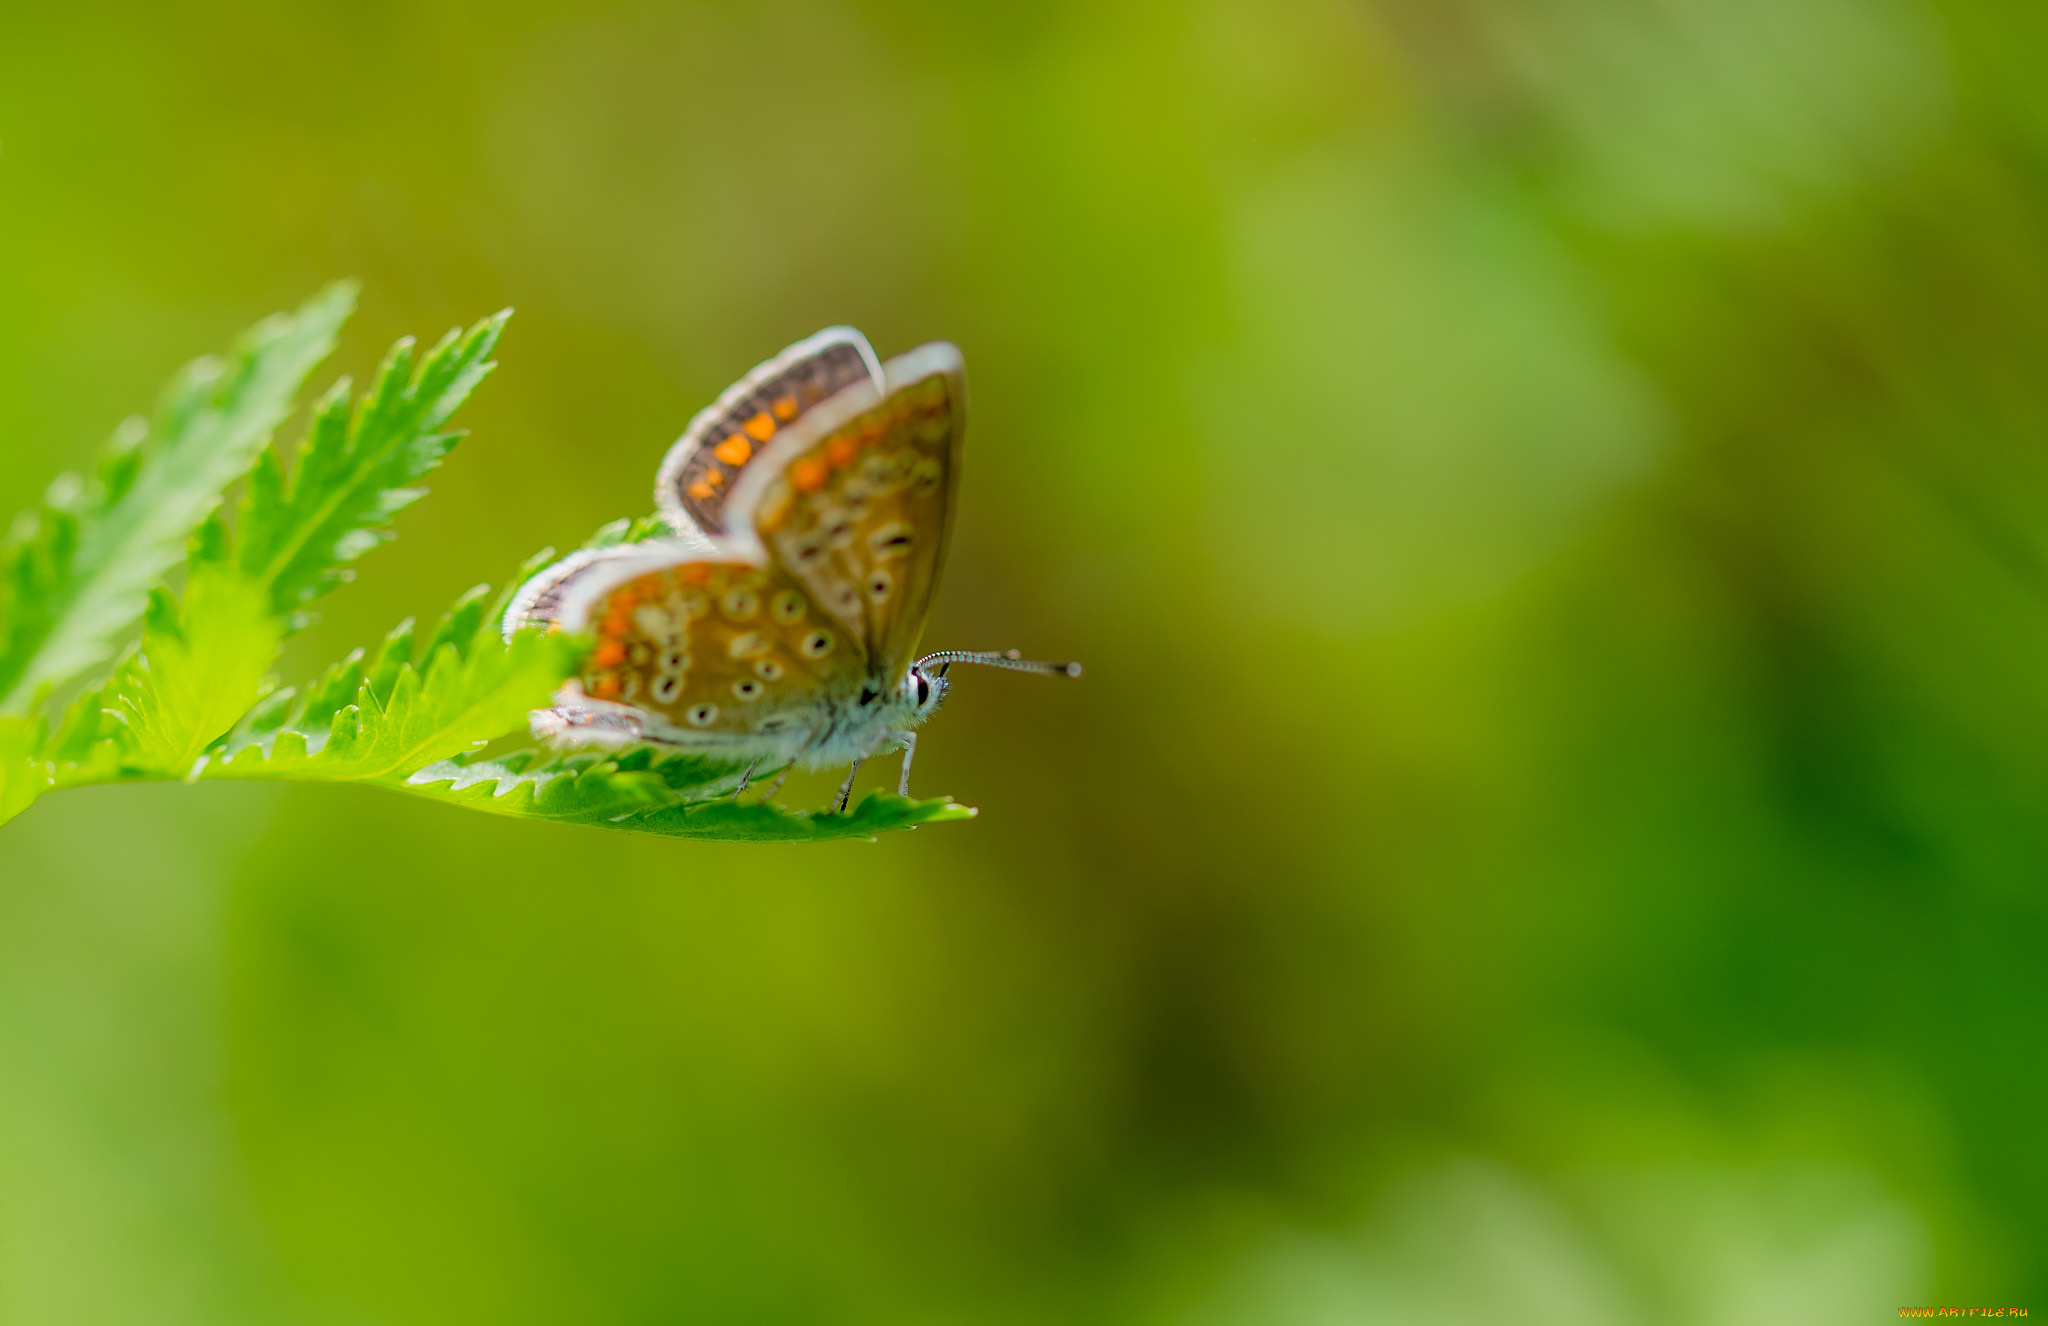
[722, 343, 965, 687]
[654, 328, 885, 537]
[516, 537, 870, 755]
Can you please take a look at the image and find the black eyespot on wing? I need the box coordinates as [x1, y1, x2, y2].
[867, 523, 916, 559]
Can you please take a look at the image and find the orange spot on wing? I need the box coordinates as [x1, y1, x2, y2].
[593, 640, 626, 667]
[772, 396, 798, 421]
[826, 435, 858, 468]
[599, 613, 630, 639]
[743, 412, 776, 442]
[791, 457, 829, 492]
[591, 673, 622, 699]
[713, 435, 752, 465]
[681, 564, 712, 586]
[688, 480, 715, 500]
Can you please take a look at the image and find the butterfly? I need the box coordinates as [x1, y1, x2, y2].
[504, 327, 1080, 809]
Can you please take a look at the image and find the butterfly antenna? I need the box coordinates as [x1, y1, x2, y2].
[916, 649, 1083, 679]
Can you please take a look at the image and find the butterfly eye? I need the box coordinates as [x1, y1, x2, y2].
[731, 679, 764, 701]
[914, 674, 931, 707]
[865, 570, 893, 604]
[721, 588, 759, 620]
[770, 590, 806, 624]
[754, 658, 784, 681]
[685, 702, 718, 727]
[652, 675, 683, 704]
[800, 630, 835, 659]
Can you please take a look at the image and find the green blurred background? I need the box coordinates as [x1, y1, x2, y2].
[1, 0, 2043, 1319]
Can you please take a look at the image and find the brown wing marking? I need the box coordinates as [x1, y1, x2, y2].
[578, 560, 866, 742]
[749, 369, 960, 683]
[654, 330, 882, 536]
[500, 533, 714, 639]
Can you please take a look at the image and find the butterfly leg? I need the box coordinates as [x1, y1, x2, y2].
[733, 757, 761, 796]
[761, 724, 824, 807]
[895, 731, 918, 798]
[753, 761, 795, 803]
[832, 758, 865, 814]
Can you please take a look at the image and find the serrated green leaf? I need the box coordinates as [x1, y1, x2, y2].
[203, 587, 582, 785]
[0, 283, 354, 712]
[114, 562, 281, 778]
[397, 752, 682, 824]
[623, 791, 978, 842]
[47, 673, 120, 767]
[0, 715, 51, 826]
[235, 309, 509, 627]
[392, 753, 975, 842]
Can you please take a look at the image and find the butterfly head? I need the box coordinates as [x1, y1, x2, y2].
[904, 661, 952, 720]
[901, 650, 1083, 728]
